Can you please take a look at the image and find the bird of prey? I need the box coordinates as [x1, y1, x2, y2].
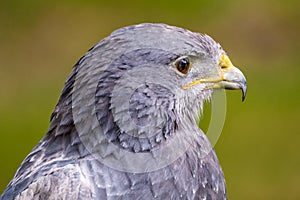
[1, 23, 246, 200]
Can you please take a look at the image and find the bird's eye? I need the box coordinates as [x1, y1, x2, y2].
[175, 57, 190, 74]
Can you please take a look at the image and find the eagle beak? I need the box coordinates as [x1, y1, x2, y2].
[219, 54, 247, 101]
[181, 54, 247, 101]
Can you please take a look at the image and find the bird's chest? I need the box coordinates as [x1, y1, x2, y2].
[83, 143, 226, 200]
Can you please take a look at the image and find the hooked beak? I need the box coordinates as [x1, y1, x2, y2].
[219, 54, 247, 101]
[182, 54, 247, 101]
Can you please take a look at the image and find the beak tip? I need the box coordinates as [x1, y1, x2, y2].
[242, 94, 246, 102]
[241, 82, 247, 102]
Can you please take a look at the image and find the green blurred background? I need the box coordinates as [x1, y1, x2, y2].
[0, 0, 299, 199]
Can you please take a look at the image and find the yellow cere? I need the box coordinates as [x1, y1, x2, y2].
[219, 54, 233, 68]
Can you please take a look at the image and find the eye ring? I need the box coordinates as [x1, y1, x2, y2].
[175, 57, 190, 74]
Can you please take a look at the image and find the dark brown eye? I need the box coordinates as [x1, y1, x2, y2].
[175, 57, 190, 74]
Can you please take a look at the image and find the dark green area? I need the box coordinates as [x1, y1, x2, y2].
[1, 1, 300, 199]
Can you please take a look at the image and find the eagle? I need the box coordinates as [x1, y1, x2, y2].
[1, 23, 246, 200]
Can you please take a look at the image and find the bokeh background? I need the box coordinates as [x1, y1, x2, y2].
[0, 0, 299, 199]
